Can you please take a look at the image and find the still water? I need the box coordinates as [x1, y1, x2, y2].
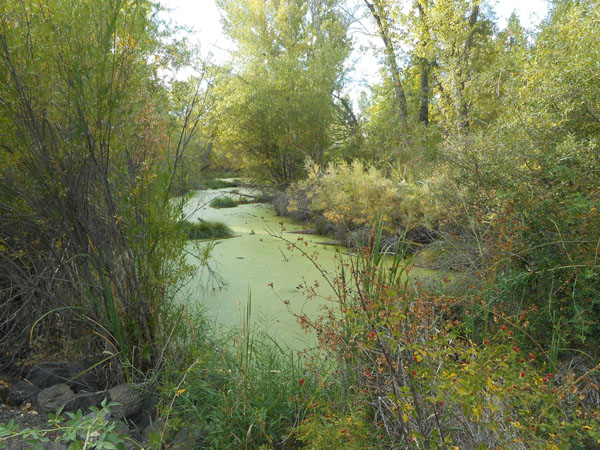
[181, 187, 343, 350]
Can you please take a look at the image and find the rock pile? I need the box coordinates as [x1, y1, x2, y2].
[0, 358, 205, 449]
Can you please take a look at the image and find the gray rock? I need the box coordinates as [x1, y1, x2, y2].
[7, 380, 41, 406]
[66, 357, 98, 392]
[38, 384, 75, 413]
[26, 362, 70, 389]
[69, 390, 106, 412]
[130, 394, 157, 429]
[108, 384, 143, 419]
[171, 426, 206, 449]
[142, 417, 166, 444]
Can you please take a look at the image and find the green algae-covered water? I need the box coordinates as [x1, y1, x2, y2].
[181, 187, 343, 350]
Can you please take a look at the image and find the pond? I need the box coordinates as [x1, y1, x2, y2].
[181, 187, 343, 350]
[181, 186, 438, 351]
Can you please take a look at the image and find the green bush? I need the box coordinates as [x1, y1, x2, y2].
[0, 0, 195, 375]
[181, 220, 233, 240]
[199, 179, 241, 190]
[209, 196, 238, 208]
[435, 1, 600, 355]
[0, 400, 136, 449]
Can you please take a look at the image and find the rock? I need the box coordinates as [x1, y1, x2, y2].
[142, 417, 166, 444]
[69, 390, 106, 412]
[171, 426, 206, 449]
[108, 384, 143, 419]
[43, 442, 68, 450]
[38, 384, 75, 413]
[66, 357, 98, 393]
[7, 380, 41, 406]
[26, 362, 70, 389]
[128, 394, 157, 429]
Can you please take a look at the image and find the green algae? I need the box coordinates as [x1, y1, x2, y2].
[180, 186, 437, 351]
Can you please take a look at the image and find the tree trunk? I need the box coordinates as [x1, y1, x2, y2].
[417, 1, 430, 125]
[419, 58, 430, 125]
[457, 4, 480, 131]
[364, 0, 408, 123]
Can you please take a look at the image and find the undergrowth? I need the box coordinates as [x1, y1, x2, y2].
[158, 301, 315, 449]
[209, 196, 238, 208]
[181, 220, 234, 240]
[278, 226, 600, 448]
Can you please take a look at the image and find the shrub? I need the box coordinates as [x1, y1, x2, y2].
[0, 400, 136, 449]
[181, 220, 233, 240]
[0, 0, 194, 376]
[199, 179, 241, 190]
[435, 0, 600, 354]
[209, 196, 238, 209]
[283, 229, 600, 448]
[288, 159, 445, 235]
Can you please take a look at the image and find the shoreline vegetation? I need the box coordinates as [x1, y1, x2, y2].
[1, 0, 599, 448]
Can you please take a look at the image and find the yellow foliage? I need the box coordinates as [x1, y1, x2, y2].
[290, 159, 447, 231]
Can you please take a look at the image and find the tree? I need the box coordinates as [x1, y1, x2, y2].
[364, 0, 408, 124]
[215, 0, 351, 184]
[0, 0, 195, 374]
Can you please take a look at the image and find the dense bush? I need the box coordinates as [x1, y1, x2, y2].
[0, 0, 196, 376]
[285, 232, 600, 448]
[434, 1, 600, 355]
[287, 159, 444, 235]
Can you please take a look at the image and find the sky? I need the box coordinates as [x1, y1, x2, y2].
[158, 0, 548, 95]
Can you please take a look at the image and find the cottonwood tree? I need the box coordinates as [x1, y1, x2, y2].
[215, 0, 351, 184]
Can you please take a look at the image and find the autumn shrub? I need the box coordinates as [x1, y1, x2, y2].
[287, 159, 444, 236]
[435, 0, 600, 355]
[287, 229, 600, 449]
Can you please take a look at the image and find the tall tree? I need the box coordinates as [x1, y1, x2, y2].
[216, 0, 351, 184]
[423, 0, 495, 133]
[364, 0, 408, 124]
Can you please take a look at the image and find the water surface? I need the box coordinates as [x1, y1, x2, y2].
[182, 187, 342, 350]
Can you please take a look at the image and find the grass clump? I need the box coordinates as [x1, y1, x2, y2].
[199, 179, 240, 190]
[181, 220, 233, 240]
[158, 302, 314, 449]
[209, 196, 238, 209]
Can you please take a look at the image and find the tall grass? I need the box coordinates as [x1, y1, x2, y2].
[180, 220, 234, 240]
[160, 300, 314, 449]
[209, 196, 238, 209]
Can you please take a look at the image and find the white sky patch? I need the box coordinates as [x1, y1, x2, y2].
[158, 0, 548, 101]
[492, 0, 548, 29]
